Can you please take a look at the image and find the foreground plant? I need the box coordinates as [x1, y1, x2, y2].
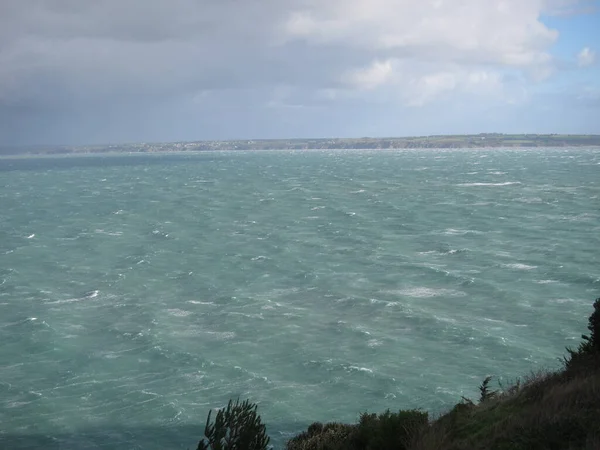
[565, 297, 600, 371]
[197, 398, 270, 450]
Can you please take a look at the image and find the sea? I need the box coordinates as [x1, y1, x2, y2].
[0, 148, 598, 449]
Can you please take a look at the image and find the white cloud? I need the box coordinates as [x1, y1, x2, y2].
[281, 0, 558, 69]
[341, 59, 523, 107]
[577, 47, 596, 67]
[344, 59, 395, 90]
[279, 0, 561, 108]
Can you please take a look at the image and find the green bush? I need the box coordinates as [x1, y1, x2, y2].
[286, 422, 355, 450]
[197, 398, 270, 450]
[478, 376, 498, 403]
[352, 409, 429, 450]
[286, 409, 428, 450]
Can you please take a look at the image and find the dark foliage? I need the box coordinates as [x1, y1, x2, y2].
[197, 398, 270, 450]
[478, 376, 498, 403]
[565, 298, 600, 372]
[286, 409, 428, 450]
[352, 409, 429, 450]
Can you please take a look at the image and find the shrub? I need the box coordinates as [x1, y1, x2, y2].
[478, 376, 498, 403]
[351, 409, 429, 450]
[286, 409, 428, 450]
[286, 422, 355, 450]
[197, 398, 270, 450]
[565, 298, 600, 372]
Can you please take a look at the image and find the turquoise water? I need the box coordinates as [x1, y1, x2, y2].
[0, 149, 598, 449]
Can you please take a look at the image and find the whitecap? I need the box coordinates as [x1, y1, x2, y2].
[187, 300, 216, 306]
[446, 249, 469, 255]
[515, 197, 543, 204]
[503, 263, 537, 270]
[205, 331, 236, 339]
[95, 229, 123, 236]
[369, 298, 387, 305]
[442, 228, 482, 236]
[458, 182, 521, 187]
[535, 279, 558, 284]
[46, 298, 82, 305]
[228, 312, 264, 320]
[7, 401, 32, 408]
[552, 298, 575, 304]
[167, 308, 192, 317]
[392, 287, 466, 298]
[482, 317, 505, 324]
[348, 366, 373, 374]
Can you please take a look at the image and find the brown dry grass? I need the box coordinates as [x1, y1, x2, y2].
[409, 365, 600, 450]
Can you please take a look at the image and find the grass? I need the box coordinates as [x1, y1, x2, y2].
[411, 368, 600, 450]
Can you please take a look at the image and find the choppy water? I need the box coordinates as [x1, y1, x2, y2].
[0, 148, 599, 449]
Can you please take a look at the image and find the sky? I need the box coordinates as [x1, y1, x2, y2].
[0, 0, 599, 146]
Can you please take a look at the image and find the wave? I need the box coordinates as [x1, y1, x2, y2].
[551, 298, 576, 304]
[166, 308, 193, 317]
[502, 263, 537, 270]
[417, 248, 469, 256]
[386, 287, 466, 298]
[45, 290, 99, 305]
[458, 182, 521, 187]
[228, 312, 264, 320]
[441, 228, 483, 236]
[347, 365, 373, 374]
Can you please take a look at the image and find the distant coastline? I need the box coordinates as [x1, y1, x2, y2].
[2, 133, 600, 156]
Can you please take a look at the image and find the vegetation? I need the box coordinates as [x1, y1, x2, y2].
[197, 298, 600, 449]
[2, 134, 600, 156]
[286, 409, 428, 450]
[196, 398, 270, 450]
[565, 297, 600, 372]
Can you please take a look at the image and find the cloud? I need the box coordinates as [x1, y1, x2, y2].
[281, 0, 558, 68]
[341, 59, 525, 107]
[0, 1, 560, 105]
[0, 0, 595, 144]
[344, 59, 395, 90]
[577, 47, 596, 67]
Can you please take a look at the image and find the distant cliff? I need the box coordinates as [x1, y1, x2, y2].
[2, 134, 600, 156]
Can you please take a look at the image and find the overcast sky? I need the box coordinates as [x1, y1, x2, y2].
[1, 0, 599, 145]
